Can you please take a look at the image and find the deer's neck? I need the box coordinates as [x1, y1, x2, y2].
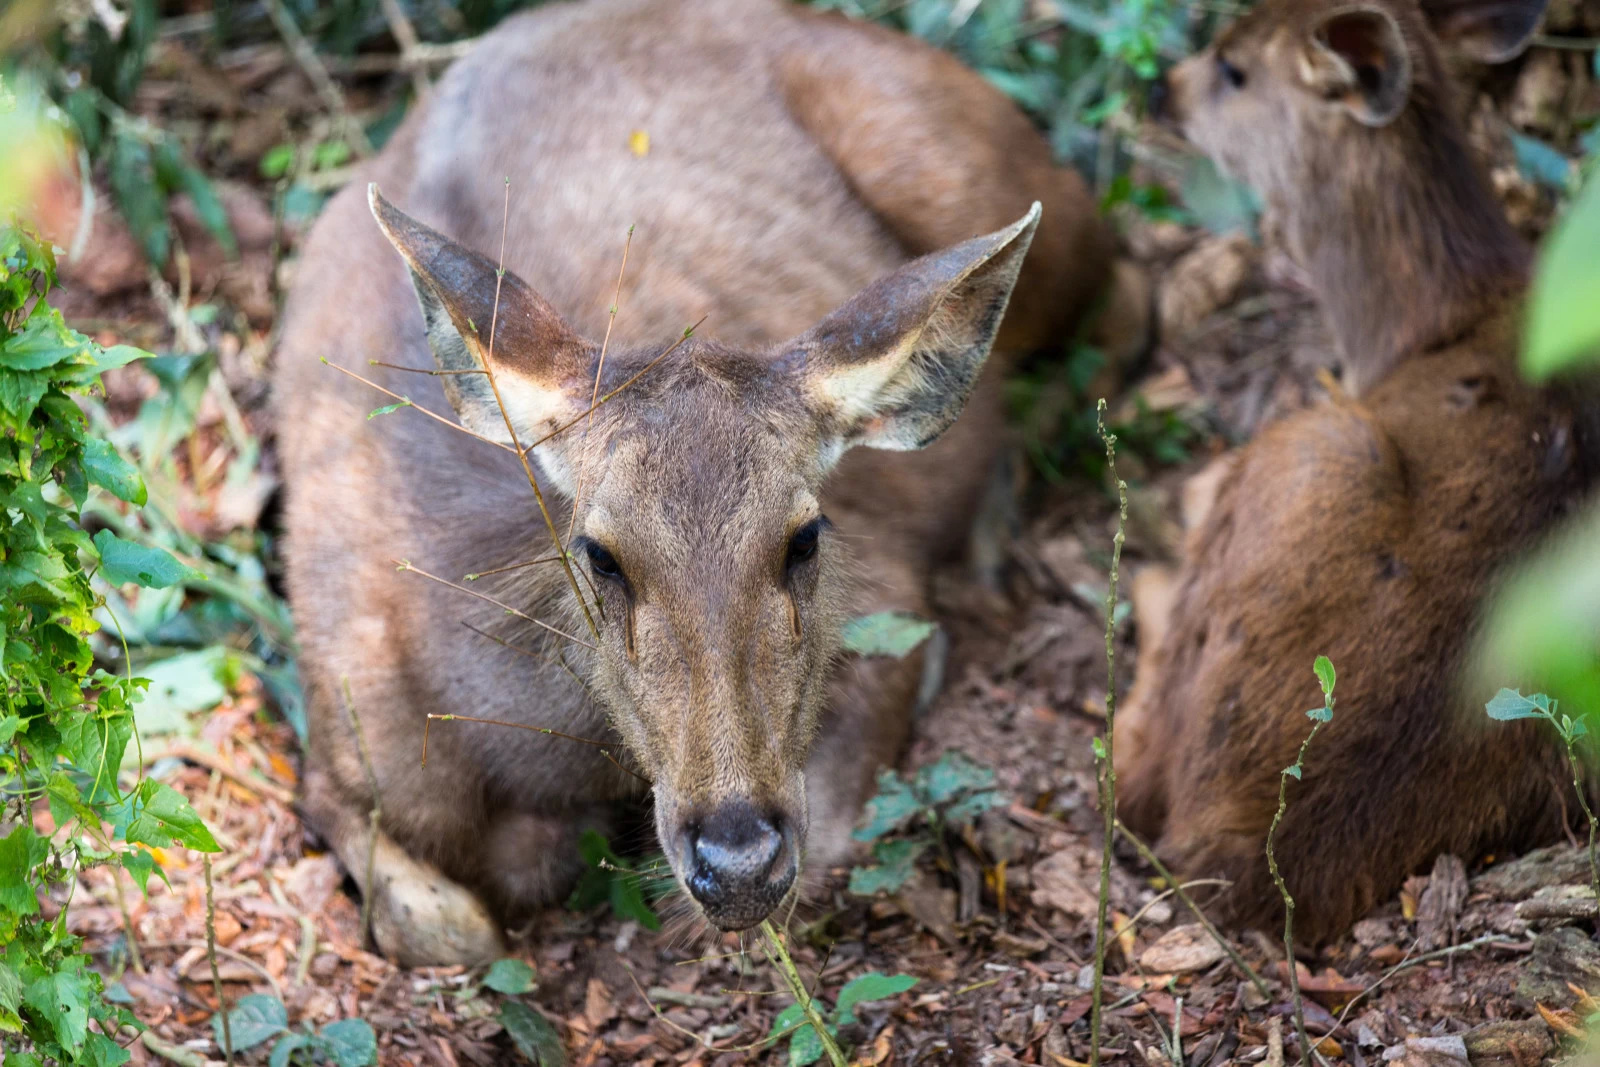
[1287, 90, 1528, 391]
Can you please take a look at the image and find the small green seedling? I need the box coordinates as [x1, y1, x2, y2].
[565, 829, 665, 930]
[1266, 655, 1336, 1067]
[848, 752, 1006, 896]
[1486, 688, 1597, 907]
[766, 972, 917, 1066]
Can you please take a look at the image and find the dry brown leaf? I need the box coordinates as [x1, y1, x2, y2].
[1138, 924, 1227, 974]
[1536, 1002, 1585, 1039]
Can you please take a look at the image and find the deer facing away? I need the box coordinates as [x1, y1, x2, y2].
[1116, 0, 1599, 943]
[273, 0, 1115, 966]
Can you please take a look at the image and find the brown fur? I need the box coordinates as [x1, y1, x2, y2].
[1117, 0, 1598, 944]
[274, 0, 1112, 965]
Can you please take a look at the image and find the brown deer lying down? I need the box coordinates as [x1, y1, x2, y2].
[274, 0, 1115, 966]
[1116, 0, 1599, 943]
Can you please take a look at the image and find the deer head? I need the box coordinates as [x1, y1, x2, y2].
[369, 185, 1038, 929]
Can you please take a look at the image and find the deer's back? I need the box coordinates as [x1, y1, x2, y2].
[1128, 316, 1589, 940]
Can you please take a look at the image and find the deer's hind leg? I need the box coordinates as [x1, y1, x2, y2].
[775, 13, 1121, 356]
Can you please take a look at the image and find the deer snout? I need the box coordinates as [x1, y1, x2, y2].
[680, 803, 797, 929]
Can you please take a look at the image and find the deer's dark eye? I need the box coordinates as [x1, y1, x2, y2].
[1216, 54, 1247, 89]
[585, 540, 623, 581]
[786, 517, 827, 571]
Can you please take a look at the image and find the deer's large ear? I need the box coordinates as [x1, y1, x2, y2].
[786, 204, 1039, 460]
[369, 185, 594, 486]
[1302, 5, 1412, 127]
[1419, 0, 1546, 61]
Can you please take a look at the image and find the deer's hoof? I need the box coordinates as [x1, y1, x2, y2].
[368, 856, 505, 968]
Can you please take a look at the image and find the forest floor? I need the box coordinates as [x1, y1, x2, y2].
[40, 10, 1600, 1067]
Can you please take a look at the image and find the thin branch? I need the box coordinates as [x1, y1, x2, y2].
[421, 712, 647, 784]
[263, 0, 373, 156]
[322, 359, 518, 454]
[1332, 935, 1524, 1029]
[1116, 819, 1269, 998]
[367, 359, 486, 376]
[522, 316, 707, 454]
[464, 554, 564, 580]
[477, 179, 601, 640]
[340, 678, 383, 950]
[761, 921, 848, 1067]
[394, 560, 594, 649]
[204, 857, 233, 1066]
[458, 619, 592, 694]
[1090, 398, 1129, 1067]
[377, 0, 430, 97]
[567, 225, 634, 545]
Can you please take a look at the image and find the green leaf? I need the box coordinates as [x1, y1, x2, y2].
[0, 960, 22, 1032]
[499, 1000, 566, 1065]
[368, 399, 413, 419]
[0, 318, 85, 370]
[943, 789, 1005, 825]
[116, 779, 221, 852]
[851, 769, 921, 842]
[788, 1022, 831, 1066]
[917, 751, 996, 806]
[132, 646, 231, 739]
[0, 825, 48, 917]
[319, 1018, 378, 1067]
[0, 716, 20, 746]
[1092, 735, 1108, 760]
[82, 438, 147, 505]
[1485, 688, 1551, 722]
[84, 1031, 133, 1067]
[847, 839, 928, 896]
[269, 1033, 313, 1067]
[835, 972, 917, 1025]
[609, 871, 662, 932]
[260, 144, 295, 180]
[768, 1002, 806, 1041]
[1510, 132, 1573, 191]
[1313, 655, 1335, 697]
[93, 530, 201, 588]
[24, 970, 91, 1053]
[1305, 705, 1333, 723]
[1525, 175, 1600, 380]
[840, 612, 937, 658]
[213, 993, 288, 1053]
[1283, 764, 1303, 780]
[484, 958, 536, 995]
[121, 848, 164, 894]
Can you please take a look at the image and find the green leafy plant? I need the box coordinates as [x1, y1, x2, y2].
[564, 829, 663, 930]
[848, 752, 1005, 896]
[210, 992, 378, 1066]
[1486, 689, 1596, 907]
[1525, 171, 1600, 380]
[1265, 655, 1336, 1066]
[2, 221, 219, 1063]
[766, 970, 917, 1067]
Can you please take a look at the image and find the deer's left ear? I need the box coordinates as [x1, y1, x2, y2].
[1303, 5, 1413, 127]
[786, 204, 1039, 459]
[1420, 0, 1547, 62]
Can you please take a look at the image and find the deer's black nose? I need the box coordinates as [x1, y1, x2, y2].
[684, 803, 794, 928]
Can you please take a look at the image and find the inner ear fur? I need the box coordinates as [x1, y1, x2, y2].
[1305, 5, 1414, 127]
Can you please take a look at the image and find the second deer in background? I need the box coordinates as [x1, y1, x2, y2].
[1116, 0, 1599, 943]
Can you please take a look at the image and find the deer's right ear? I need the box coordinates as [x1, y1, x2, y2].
[1419, 0, 1547, 62]
[369, 186, 594, 486]
[784, 204, 1039, 464]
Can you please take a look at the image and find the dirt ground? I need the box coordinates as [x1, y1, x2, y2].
[38, 8, 1600, 1066]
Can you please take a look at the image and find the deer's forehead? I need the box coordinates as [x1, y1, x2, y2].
[584, 424, 819, 551]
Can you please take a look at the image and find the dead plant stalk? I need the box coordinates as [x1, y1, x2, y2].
[1090, 398, 1128, 1067]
